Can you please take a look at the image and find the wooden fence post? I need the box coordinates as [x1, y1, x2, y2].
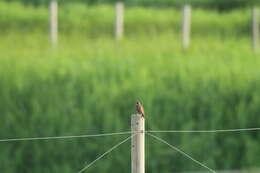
[115, 2, 124, 40]
[182, 5, 191, 50]
[50, 0, 58, 47]
[252, 7, 259, 52]
[131, 114, 145, 173]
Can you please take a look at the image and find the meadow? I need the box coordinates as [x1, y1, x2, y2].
[0, 2, 260, 173]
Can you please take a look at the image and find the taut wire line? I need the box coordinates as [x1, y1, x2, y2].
[2, 127, 259, 142]
[0, 131, 133, 142]
[146, 127, 260, 133]
[77, 134, 136, 173]
[147, 132, 217, 173]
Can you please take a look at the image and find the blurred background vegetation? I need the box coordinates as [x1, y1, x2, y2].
[0, 0, 260, 173]
[2, 0, 260, 10]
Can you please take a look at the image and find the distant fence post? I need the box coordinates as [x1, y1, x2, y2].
[182, 5, 191, 50]
[50, 0, 58, 47]
[252, 7, 259, 52]
[131, 114, 145, 173]
[115, 2, 124, 40]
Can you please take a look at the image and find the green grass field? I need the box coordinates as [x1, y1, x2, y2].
[0, 2, 260, 173]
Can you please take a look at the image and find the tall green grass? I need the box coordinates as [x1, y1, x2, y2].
[0, 32, 260, 172]
[0, 1, 260, 172]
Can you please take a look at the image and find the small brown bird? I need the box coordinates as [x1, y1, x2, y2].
[136, 101, 145, 117]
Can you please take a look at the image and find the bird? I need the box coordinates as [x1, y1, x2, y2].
[136, 101, 145, 117]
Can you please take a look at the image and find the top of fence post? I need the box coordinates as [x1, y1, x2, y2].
[50, 0, 58, 47]
[115, 2, 124, 41]
[182, 4, 191, 51]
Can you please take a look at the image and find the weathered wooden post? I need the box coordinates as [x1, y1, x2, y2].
[182, 4, 191, 50]
[50, 0, 58, 47]
[131, 114, 145, 173]
[252, 7, 259, 52]
[115, 2, 124, 40]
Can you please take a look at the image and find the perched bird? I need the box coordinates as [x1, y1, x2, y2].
[136, 101, 145, 117]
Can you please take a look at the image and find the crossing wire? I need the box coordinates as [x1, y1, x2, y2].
[77, 133, 136, 173]
[147, 132, 217, 173]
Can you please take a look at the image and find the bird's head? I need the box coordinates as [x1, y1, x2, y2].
[136, 101, 140, 105]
